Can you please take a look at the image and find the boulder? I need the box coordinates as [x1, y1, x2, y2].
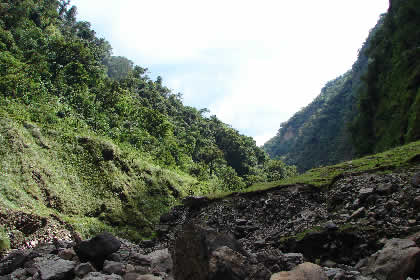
[208, 246, 248, 280]
[270, 262, 327, 280]
[357, 238, 420, 280]
[74, 262, 96, 278]
[75, 232, 121, 269]
[182, 196, 210, 209]
[103, 260, 124, 275]
[32, 254, 76, 280]
[0, 250, 27, 275]
[148, 249, 172, 274]
[172, 223, 249, 280]
[411, 172, 420, 187]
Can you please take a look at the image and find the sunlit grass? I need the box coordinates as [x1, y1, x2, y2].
[207, 140, 420, 199]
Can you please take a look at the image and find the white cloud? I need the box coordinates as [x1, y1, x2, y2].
[72, 0, 389, 144]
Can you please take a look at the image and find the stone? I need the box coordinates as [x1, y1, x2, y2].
[359, 188, 374, 200]
[324, 222, 338, 231]
[182, 196, 210, 208]
[413, 196, 420, 208]
[208, 246, 248, 280]
[74, 262, 95, 278]
[57, 248, 76, 261]
[83, 272, 123, 280]
[270, 262, 328, 280]
[0, 250, 27, 275]
[377, 183, 397, 195]
[148, 249, 172, 274]
[358, 238, 420, 280]
[32, 254, 76, 280]
[172, 223, 248, 280]
[129, 253, 151, 266]
[124, 274, 161, 280]
[103, 260, 124, 275]
[411, 172, 420, 187]
[75, 232, 121, 269]
[350, 207, 366, 219]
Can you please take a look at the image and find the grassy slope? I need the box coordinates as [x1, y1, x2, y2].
[209, 140, 420, 198]
[0, 100, 205, 241]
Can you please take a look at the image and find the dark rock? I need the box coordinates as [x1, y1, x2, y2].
[0, 250, 27, 276]
[208, 246, 249, 280]
[32, 254, 76, 280]
[377, 183, 397, 195]
[172, 223, 248, 280]
[413, 196, 420, 208]
[182, 196, 210, 209]
[358, 188, 374, 200]
[357, 238, 420, 280]
[411, 172, 420, 187]
[235, 219, 247, 226]
[75, 232, 121, 269]
[74, 262, 95, 278]
[324, 222, 338, 231]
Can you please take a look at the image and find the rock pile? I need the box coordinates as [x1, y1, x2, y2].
[1, 170, 420, 279]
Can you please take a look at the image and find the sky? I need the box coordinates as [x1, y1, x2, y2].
[72, 0, 389, 145]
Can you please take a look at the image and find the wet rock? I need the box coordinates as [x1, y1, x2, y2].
[270, 262, 327, 280]
[75, 232, 121, 269]
[357, 238, 420, 280]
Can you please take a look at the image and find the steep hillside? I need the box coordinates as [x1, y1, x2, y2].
[0, 0, 296, 243]
[265, 0, 420, 171]
[351, 0, 420, 155]
[263, 18, 383, 172]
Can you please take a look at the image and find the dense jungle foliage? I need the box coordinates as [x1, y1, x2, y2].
[0, 0, 296, 240]
[264, 0, 420, 171]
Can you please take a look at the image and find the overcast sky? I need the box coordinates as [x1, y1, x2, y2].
[72, 0, 389, 145]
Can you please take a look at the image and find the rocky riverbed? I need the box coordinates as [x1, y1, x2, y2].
[1, 168, 420, 279]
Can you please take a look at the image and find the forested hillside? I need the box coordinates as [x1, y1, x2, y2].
[265, 0, 420, 171]
[263, 19, 383, 171]
[0, 0, 296, 241]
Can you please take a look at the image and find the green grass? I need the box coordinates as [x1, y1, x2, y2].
[208, 140, 420, 198]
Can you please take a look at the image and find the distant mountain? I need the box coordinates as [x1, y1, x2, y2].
[264, 0, 420, 172]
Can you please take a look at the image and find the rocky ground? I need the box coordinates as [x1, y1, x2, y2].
[1, 168, 420, 279]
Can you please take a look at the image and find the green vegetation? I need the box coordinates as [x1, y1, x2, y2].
[263, 18, 384, 172]
[243, 140, 420, 194]
[351, 0, 420, 155]
[0, 226, 10, 252]
[265, 0, 419, 171]
[0, 0, 296, 242]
